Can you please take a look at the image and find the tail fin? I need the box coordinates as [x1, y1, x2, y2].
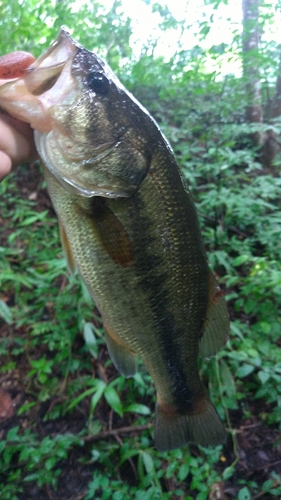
[154, 395, 226, 452]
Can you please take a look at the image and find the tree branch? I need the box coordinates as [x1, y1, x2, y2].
[83, 423, 152, 443]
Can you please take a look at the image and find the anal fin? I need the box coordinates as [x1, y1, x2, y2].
[199, 269, 229, 359]
[104, 326, 137, 377]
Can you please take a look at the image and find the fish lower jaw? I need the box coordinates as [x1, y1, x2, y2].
[26, 101, 56, 133]
[0, 103, 54, 134]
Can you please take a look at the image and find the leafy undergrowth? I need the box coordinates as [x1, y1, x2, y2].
[0, 152, 281, 500]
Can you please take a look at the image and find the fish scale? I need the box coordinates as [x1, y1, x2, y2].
[0, 27, 229, 451]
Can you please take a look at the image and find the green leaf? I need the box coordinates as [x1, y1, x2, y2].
[219, 360, 236, 397]
[83, 322, 98, 358]
[238, 487, 251, 500]
[45, 457, 57, 470]
[233, 255, 249, 267]
[0, 299, 12, 324]
[236, 364, 255, 378]
[222, 466, 235, 480]
[257, 321, 271, 334]
[120, 448, 140, 465]
[0, 440, 6, 454]
[17, 402, 36, 416]
[124, 403, 150, 415]
[141, 451, 154, 474]
[104, 385, 123, 417]
[19, 211, 48, 226]
[67, 382, 105, 412]
[178, 463, 189, 481]
[258, 370, 270, 384]
[6, 426, 20, 441]
[90, 382, 107, 413]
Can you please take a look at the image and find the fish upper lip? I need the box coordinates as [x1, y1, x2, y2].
[28, 27, 77, 71]
[0, 28, 79, 132]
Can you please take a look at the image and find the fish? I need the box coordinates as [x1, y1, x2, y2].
[0, 27, 229, 451]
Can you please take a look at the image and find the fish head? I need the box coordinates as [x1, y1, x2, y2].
[0, 27, 152, 197]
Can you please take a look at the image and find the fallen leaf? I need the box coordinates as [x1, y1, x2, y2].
[0, 389, 14, 418]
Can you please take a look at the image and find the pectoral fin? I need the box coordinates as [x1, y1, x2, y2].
[89, 198, 134, 268]
[198, 269, 229, 359]
[104, 325, 137, 377]
[58, 219, 76, 274]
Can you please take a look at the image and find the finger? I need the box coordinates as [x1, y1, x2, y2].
[0, 151, 12, 180]
[0, 114, 38, 168]
[0, 52, 35, 79]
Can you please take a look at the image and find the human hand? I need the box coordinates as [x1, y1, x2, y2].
[0, 52, 38, 181]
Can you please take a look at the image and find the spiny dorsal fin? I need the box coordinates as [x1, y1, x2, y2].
[198, 269, 229, 359]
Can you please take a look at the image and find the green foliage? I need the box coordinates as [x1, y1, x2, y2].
[0, 0, 133, 71]
[0, 0, 281, 498]
[0, 426, 82, 498]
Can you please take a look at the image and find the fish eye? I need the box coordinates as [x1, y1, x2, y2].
[86, 72, 109, 94]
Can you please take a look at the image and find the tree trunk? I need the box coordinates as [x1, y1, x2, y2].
[242, 0, 262, 145]
[259, 45, 281, 169]
[270, 46, 281, 120]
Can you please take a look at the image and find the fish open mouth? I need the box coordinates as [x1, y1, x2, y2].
[0, 28, 137, 198]
[0, 27, 79, 132]
[24, 27, 77, 96]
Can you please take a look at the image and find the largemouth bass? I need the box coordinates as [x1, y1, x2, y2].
[0, 28, 229, 451]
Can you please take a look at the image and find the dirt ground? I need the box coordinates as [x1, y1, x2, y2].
[0, 163, 280, 499]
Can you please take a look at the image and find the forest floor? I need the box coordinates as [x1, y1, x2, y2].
[0, 163, 280, 499]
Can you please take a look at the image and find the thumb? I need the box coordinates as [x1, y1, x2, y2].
[0, 51, 35, 80]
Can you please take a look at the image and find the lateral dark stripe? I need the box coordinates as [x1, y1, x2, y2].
[129, 192, 195, 412]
